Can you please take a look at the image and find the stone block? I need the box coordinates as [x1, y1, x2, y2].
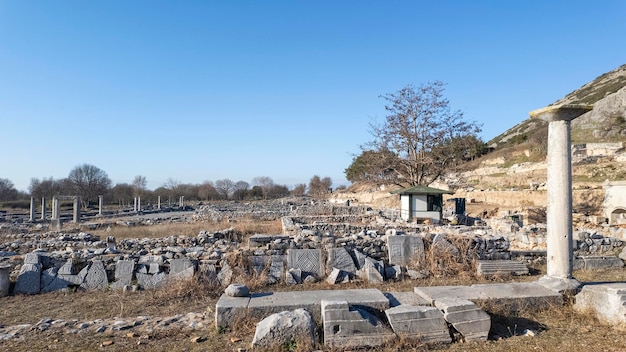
[384, 292, 430, 307]
[215, 294, 250, 328]
[326, 267, 346, 285]
[14, 263, 41, 295]
[268, 255, 285, 283]
[136, 272, 166, 289]
[387, 235, 425, 266]
[252, 309, 316, 349]
[80, 260, 108, 290]
[111, 260, 135, 289]
[57, 260, 75, 275]
[363, 257, 384, 283]
[434, 298, 490, 341]
[385, 305, 451, 343]
[169, 258, 194, 280]
[326, 248, 356, 275]
[287, 249, 323, 278]
[575, 256, 624, 270]
[246, 289, 389, 325]
[285, 268, 302, 285]
[476, 260, 529, 277]
[321, 300, 395, 349]
[574, 283, 626, 325]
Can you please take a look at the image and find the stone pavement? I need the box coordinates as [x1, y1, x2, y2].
[415, 282, 563, 311]
[216, 281, 570, 348]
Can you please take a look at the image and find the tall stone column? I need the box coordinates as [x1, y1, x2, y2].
[138, 196, 141, 212]
[157, 195, 161, 210]
[51, 197, 59, 220]
[530, 104, 592, 292]
[73, 197, 81, 223]
[41, 197, 46, 220]
[98, 195, 103, 216]
[29, 197, 36, 222]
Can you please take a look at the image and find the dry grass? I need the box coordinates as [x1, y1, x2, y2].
[89, 218, 283, 241]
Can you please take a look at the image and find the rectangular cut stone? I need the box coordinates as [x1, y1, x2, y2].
[14, 263, 41, 294]
[111, 260, 135, 288]
[434, 298, 490, 341]
[136, 272, 166, 289]
[576, 256, 624, 270]
[470, 282, 562, 311]
[248, 256, 267, 276]
[57, 260, 75, 275]
[416, 282, 560, 312]
[23, 253, 41, 264]
[215, 295, 251, 328]
[384, 292, 430, 307]
[387, 235, 425, 266]
[574, 283, 626, 325]
[287, 249, 323, 278]
[247, 288, 389, 324]
[80, 260, 108, 290]
[169, 258, 194, 275]
[363, 257, 384, 283]
[326, 248, 357, 275]
[414, 286, 487, 305]
[268, 255, 285, 282]
[248, 234, 289, 247]
[385, 305, 451, 343]
[322, 299, 396, 349]
[477, 260, 529, 277]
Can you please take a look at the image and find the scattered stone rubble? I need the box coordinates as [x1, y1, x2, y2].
[2, 200, 626, 296]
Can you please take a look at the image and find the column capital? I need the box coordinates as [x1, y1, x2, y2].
[529, 104, 593, 122]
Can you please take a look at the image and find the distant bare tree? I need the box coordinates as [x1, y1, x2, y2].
[252, 176, 274, 200]
[308, 175, 332, 195]
[132, 175, 147, 196]
[108, 183, 134, 206]
[233, 181, 250, 200]
[0, 178, 18, 201]
[268, 184, 289, 198]
[291, 183, 307, 196]
[67, 164, 112, 208]
[29, 177, 63, 200]
[198, 180, 219, 201]
[214, 179, 235, 200]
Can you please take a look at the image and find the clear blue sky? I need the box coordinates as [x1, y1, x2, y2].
[2, 1, 625, 192]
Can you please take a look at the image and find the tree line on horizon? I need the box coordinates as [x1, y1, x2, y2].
[0, 165, 336, 208]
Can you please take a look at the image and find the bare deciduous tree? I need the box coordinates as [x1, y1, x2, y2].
[233, 181, 250, 200]
[198, 180, 219, 201]
[132, 175, 147, 196]
[214, 178, 235, 200]
[29, 177, 63, 200]
[291, 183, 307, 196]
[308, 175, 332, 195]
[252, 176, 274, 200]
[67, 164, 112, 207]
[0, 178, 19, 201]
[368, 81, 482, 186]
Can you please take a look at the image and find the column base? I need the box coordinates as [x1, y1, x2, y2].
[536, 275, 581, 295]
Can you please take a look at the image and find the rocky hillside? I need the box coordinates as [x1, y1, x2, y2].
[489, 64, 626, 149]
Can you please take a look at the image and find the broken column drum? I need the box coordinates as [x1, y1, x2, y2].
[530, 104, 592, 280]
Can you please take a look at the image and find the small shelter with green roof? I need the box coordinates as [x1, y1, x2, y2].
[390, 185, 454, 223]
